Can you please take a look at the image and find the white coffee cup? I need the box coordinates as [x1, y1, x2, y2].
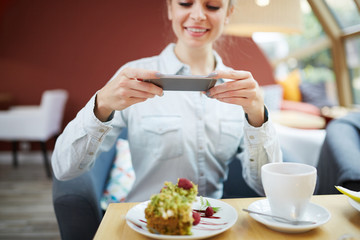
[261, 162, 317, 220]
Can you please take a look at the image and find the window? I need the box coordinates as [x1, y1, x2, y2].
[346, 36, 360, 105]
[253, 0, 338, 107]
[324, 0, 360, 29]
[324, 0, 360, 106]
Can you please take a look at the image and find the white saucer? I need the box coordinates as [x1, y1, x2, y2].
[247, 199, 331, 233]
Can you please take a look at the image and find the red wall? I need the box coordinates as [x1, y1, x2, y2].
[0, 0, 274, 149]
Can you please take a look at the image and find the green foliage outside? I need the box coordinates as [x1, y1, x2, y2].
[285, 9, 335, 84]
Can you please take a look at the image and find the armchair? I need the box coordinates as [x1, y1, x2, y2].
[316, 112, 360, 194]
[52, 144, 116, 240]
[0, 89, 68, 177]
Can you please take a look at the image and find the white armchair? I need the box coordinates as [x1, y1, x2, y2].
[0, 89, 68, 178]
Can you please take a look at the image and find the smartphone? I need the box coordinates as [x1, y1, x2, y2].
[143, 74, 217, 91]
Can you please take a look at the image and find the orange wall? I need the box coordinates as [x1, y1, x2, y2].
[0, 0, 275, 149]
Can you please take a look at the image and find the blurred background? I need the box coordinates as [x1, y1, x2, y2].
[0, 0, 359, 239]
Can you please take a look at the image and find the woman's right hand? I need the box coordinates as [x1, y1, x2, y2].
[94, 67, 163, 122]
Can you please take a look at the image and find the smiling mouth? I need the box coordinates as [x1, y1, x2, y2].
[186, 27, 209, 33]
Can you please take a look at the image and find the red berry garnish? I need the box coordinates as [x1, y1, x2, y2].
[177, 178, 193, 190]
[192, 211, 201, 225]
[205, 206, 214, 217]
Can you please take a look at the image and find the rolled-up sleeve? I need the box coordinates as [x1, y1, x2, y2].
[51, 94, 114, 181]
[238, 114, 282, 196]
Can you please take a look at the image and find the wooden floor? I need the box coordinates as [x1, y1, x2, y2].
[0, 152, 61, 240]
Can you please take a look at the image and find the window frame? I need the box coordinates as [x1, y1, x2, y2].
[307, 0, 360, 107]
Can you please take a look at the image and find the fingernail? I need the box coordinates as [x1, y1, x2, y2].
[155, 72, 162, 78]
[207, 72, 218, 78]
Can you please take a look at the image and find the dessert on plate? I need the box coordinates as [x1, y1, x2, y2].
[144, 178, 198, 235]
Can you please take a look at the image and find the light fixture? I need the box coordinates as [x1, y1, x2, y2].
[255, 0, 270, 7]
[224, 0, 303, 36]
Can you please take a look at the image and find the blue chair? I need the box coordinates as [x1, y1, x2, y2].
[316, 112, 360, 194]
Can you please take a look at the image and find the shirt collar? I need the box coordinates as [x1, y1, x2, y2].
[159, 43, 230, 75]
[159, 43, 185, 75]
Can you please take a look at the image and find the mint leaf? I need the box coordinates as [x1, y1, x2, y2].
[212, 207, 221, 213]
[198, 196, 221, 213]
[200, 196, 205, 209]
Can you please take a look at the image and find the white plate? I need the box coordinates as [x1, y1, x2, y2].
[348, 197, 360, 211]
[247, 199, 331, 233]
[125, 197, 238, 239]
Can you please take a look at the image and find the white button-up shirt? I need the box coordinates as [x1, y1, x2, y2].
[52, 43, 282, 202]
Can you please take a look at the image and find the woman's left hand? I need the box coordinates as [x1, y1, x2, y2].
[206, 70, 265, 127]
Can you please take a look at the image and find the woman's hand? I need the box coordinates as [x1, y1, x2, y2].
[206, 70, 265, 127]
[95, 67, 163, 122]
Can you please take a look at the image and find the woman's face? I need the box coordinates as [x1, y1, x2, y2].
[167, 0, 233, 49]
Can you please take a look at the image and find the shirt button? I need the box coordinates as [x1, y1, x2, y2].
[250, 158, 254, 162]
[99, 128, 105, 133]
[200, 172, 204, 177]
[199, 146, 203, 150]
[88, 152, 94, 156]
[249, 135, 255, 140]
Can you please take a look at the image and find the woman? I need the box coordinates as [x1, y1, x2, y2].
[52, 0, 282, 202]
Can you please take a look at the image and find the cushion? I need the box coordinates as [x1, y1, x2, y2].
[272, 110, 325, 129]
[100, 139, 135, 210]
[276, 69, 302, 102]
[300, 81, 334, 108]
[281, 100, 321, 116]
